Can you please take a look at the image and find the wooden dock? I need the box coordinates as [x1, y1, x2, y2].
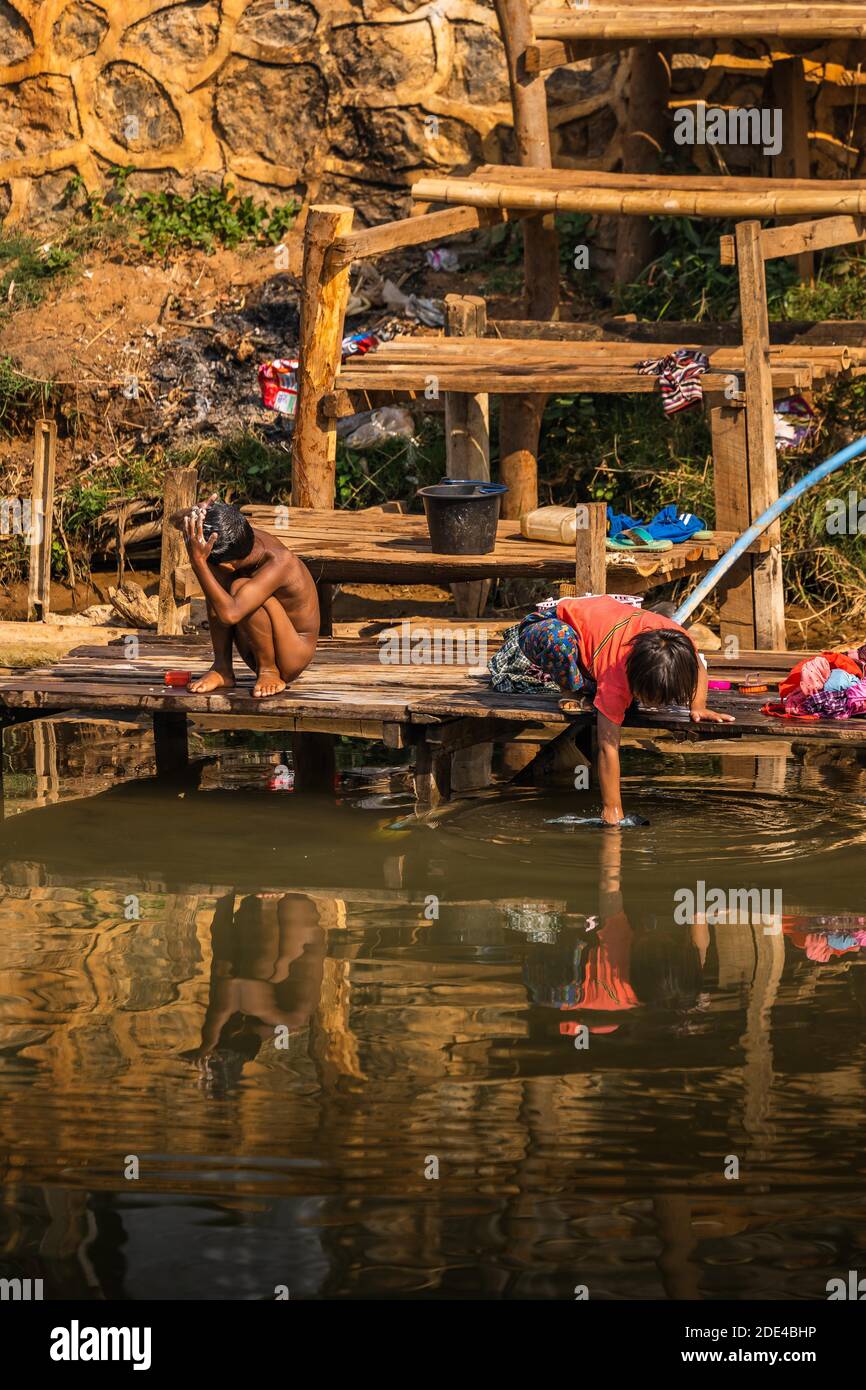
[4, 631, 866, 816]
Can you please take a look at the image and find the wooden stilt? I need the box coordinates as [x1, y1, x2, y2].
[512, 721, 594, 786]
[709, 396, 757, 650]
[291, 731, 336, 793]
[495, 0, 559, 521]
[413, 739, 453, 808]
[574, 500, 607, 596]
[614, 44, 671, 283]
[769, 57, 814, 284]
[445, 293, 491, 618]
[27, 419, 57, 622]
[735, 220, 786, 651]
[158, 466, 198, 637]
[153, 711, 188, 777]
[291, 205, 355, 510]
[451, 743, 494, 792]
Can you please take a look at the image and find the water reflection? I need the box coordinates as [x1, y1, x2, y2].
[1, 717, 866, 1298]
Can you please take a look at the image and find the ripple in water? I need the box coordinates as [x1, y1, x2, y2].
[438, 782, 866, 870]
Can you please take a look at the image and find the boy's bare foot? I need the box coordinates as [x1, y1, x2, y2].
[253, 667, 287, 698]
[189, 667, 236, 693]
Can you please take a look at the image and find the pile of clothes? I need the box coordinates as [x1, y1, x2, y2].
[764, 644, 866, 720]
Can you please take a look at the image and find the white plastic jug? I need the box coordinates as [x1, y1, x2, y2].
[520, 506, 578, 545]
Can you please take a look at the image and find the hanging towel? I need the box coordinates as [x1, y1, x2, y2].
[636, 348, 710, 415]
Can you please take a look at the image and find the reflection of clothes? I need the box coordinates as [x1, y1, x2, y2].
[636, 348, 709, 415]
[572, 912, 640, 1011]
[517, 618, 586, 694]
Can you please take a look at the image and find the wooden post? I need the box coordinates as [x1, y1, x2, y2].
[316, 580, 334, 638]
[291, 205, 355, 510]
[291, 731, 336, 793]
[153, 711, 188, 777]
[769, 57, 813, 284]
[574, 501, 607, 596]
[735, 220, 786, 650]
[614, 44, 671, 283]
[27, 419, 56, 621]
[414, 739, 452, 809]
[495, 0, 558, 520]
[708, 396, 757, 650]
[158, 466, 197, 636]
[445, 293, 491, 618]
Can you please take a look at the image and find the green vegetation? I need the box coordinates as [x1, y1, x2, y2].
[64, 167, 300, 256]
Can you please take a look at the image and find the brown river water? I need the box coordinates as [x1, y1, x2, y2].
[1, 716, 866, 1300]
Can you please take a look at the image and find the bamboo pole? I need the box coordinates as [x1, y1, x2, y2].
[532, 7, 866, 42]
[411, 177, 866, 219]
[27, 419, 57, 622]
[291, 204, 355, 510]
[615, 43, 670, 283]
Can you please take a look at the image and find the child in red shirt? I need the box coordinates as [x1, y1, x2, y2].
[518, 595, 733, 823]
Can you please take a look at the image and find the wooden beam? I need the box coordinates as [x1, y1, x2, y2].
[708, 397, 757, 651]
[735, 221, 786, 650]
[445, 294, 492, 619]
[291, 205, 355, 511]
[530, 6, 866, 43]
[326, 206, 511, 271]
[157, 466, 197, 637]
[769, 57, 813, 283]
[414, 739, 452, 808]
[153, 711, 188, 776]
[27, 419, 57, 622]
[574, 501, 607, 597]
[720, 213, 866, 266]
[291, 731, 336, 793]
[615, 44, 670, 284]
[525, 39, 629, 72]
[495, 0, 558, 523]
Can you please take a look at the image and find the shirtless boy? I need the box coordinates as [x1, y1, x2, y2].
[177, 498, 319, 698]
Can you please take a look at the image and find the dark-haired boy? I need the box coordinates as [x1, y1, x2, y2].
[174, 499, 319, 698]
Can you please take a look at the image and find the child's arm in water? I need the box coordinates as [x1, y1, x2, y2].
[690, 662, 736, 724]
[596, 713, 625, 825]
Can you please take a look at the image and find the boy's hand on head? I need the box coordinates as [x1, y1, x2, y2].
[183, 508, 217, 565]
[690, 705, 735, 724]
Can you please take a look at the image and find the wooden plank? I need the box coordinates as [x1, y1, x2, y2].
[334, 365, 810, 393]
[291, 205, 354, 510]
[444, 293, 491, 620]
[157, 466, 197, 637]
[709, 397, 756, 651]
[735, 221, 786, 651]
[326, 206, 510, 270]
[721, 214, 866, 266]
[574, 501, 607, 598]
[27, 420, 57, 622]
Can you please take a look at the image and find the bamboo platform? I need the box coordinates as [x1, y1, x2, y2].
[3, 635, 866, 820]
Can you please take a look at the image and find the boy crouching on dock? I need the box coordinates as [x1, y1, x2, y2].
[176, 499, 319, 698]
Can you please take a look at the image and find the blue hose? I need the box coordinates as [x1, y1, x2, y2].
[673, 432, 866, 626]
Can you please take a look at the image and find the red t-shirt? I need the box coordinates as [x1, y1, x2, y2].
[556, 595, 696, 726]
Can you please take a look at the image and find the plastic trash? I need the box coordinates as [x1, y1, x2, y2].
[425, 247, 460, 272]
[343, 406, 415, 450]
[380, 279, 445, 327]
[546, 813, 650, 828]
[257, 358, 298, 416]
[774, 393, 816, 450]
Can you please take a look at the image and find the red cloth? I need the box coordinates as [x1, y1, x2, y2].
[555, 595, 697, 726]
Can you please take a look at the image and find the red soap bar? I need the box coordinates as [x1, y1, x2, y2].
[708, 679, 731, 690]
[164, 670, 191, 687]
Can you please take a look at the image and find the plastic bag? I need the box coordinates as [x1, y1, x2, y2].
[343, 406, 415, 450]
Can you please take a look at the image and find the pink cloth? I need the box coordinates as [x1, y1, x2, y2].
[800, 655, 831, 696]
